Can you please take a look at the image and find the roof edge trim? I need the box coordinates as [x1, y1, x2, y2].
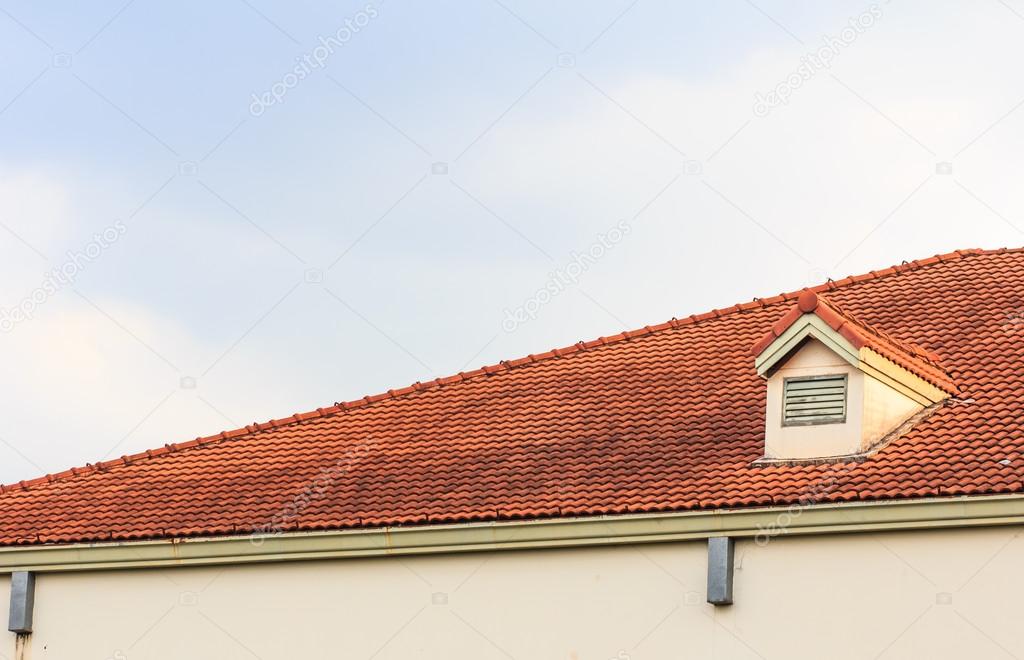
[755, 314, 860, 376]
[2, 494, 1023, 574]
[860, 348, 950, 405]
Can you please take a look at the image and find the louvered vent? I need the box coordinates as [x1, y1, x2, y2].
[783, 374, 847, 425]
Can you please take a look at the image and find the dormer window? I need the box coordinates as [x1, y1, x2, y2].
[752, 291, 957, 462]
[782, 374, 848, 426]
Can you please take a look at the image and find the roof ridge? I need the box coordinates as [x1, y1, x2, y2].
[0, 246, 998, 495]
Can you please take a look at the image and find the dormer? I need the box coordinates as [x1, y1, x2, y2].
[752, 291, 957, 462]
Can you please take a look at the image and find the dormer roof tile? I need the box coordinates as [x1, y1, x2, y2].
[751, 290, 958, 394]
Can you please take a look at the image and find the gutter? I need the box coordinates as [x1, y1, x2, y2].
[2, 494, 1024, 573]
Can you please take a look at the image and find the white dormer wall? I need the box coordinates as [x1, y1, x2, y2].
[763, 338, 924, 461]
[765, 339, 865, 460]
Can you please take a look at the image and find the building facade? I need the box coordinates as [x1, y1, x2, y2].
[3, 248, 1024, 659]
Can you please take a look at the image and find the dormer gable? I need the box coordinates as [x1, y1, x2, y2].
[752, 291, 957, 461]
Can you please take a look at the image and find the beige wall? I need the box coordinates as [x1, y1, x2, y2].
[5, 525, 1024, 660]
[862, 369, 921, 446]
[0, 575, 8, 660]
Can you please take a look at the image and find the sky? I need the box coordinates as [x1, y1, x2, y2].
[0, 0, 1022, 485]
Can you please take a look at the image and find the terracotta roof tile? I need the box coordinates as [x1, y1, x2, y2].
[1, 248, 1023, 546]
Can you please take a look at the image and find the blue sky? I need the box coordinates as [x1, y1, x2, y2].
[1, 0, 1023, 483]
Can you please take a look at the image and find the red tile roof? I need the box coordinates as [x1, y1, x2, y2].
[2, 247, 1023, 546]
[751, 290, 959, 394]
